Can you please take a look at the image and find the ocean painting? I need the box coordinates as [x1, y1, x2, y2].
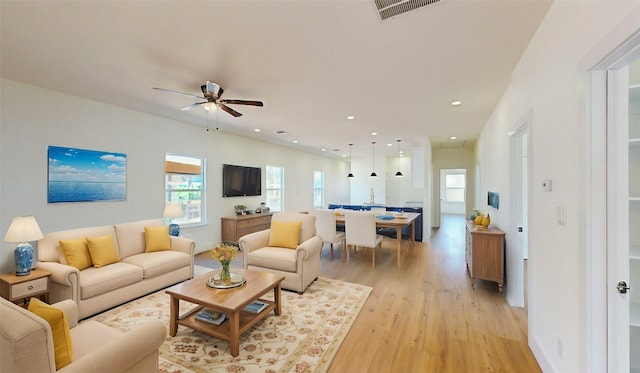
[48, 146, 127, 203]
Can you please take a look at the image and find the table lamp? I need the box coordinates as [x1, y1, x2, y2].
[163, 203, 184, 236]
[3, 216, 44, 276]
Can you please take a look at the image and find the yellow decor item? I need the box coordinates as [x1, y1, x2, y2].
[474, 214, 484, 225]
[144, 226, 171, 252]
[482, 213, 491, 227]
[268, 221, 303, 249]
[86, 235, 120, 268]
[59, 238, 92, 270]
[28, 298, 73, 370]
[211, 243, 240, 285]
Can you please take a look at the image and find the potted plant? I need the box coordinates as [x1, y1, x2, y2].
[234, 205, 247, 215]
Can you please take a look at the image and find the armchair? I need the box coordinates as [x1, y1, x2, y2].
[239, 212, 322, 293]
[0, 297, 165, 373]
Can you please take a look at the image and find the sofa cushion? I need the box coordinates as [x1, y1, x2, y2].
[248, 247, 298, 272]
[144, 226, 171, 252]
[268, 221, 302, 249]
[59, 238, 92, 270]
[123, 251, 191, 279]
[86, 235, 121, 268]
[79, 263, 143, 299]
[28, 298, 73, 370]
[38, 225, 116, 263]
[114, 219, 164, 259]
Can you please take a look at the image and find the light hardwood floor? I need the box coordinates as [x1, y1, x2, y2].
[195, 214, 541, 372]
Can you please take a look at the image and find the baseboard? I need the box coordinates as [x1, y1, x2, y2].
[530, 333, 557, 373]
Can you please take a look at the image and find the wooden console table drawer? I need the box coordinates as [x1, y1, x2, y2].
[0, 268, 51, 307]
[222, 213, 273, 243]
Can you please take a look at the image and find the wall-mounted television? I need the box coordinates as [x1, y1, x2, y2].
[222, 164, 261, 197]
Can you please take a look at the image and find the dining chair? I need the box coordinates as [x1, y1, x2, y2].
[344, 210, 384, 268]
[311, 209, 345, 260]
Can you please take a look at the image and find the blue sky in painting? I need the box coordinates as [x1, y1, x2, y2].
[48, 146, 126, 183]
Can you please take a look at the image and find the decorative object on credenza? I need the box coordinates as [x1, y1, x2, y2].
[47, 145, 126, 203]
[3, 216, 44, 276]
[482, 213, 491, 227]
[468, 208, 480, 220]
[234, 205, 247, 215]
[209, 243, 242, 287]
[163, 203, 184, 236]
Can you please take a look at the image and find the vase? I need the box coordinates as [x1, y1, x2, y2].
[219, 261, 231, 285]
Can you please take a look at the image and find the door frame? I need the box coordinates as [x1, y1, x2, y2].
[439, 168, 467, 216]
[588, 30, 640, 373]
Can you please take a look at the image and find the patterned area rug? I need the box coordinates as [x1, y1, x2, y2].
[86, 275, 371, 373]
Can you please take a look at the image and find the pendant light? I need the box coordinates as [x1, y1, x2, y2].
[370, 141, 378, 178]
[347, 143, 354, 178]
[394, 139, 404, 177]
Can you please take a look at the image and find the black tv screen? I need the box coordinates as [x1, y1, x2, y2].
[222, 164, 262, 197]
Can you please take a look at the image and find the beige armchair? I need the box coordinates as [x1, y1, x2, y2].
[239, 212, 322, 293]
[0, 297, 166, 373]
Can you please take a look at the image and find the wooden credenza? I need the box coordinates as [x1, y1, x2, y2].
[221, 213, 273, 243]
[464, 220, 505, 293]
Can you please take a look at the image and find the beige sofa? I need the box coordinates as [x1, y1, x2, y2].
[0, 297, 165, 373]
[36, 219, 195, 319]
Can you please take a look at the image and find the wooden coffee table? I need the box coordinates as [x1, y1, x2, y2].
[165, 269, 285, 357]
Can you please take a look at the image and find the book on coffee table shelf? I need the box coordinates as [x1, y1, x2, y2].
[195, 309, 227, 325]
[243, 300, 268, 314]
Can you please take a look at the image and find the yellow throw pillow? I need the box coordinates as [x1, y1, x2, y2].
[28, 298, 73, 370]
[144, 226, 171, 252]
[268, 221, 302, 249]
[86, 235, 120, 268]
[59, 238, 92, 270]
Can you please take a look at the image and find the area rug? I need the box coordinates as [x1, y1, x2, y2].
[86, 275, 372, 373]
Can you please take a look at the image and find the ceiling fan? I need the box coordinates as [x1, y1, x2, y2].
[153, 81, 263, 117]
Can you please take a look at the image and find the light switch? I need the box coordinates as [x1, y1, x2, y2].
[557, 207, 566, 226]
[542, 179, 552, 192]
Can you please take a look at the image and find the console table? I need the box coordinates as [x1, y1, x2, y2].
[221, 213, 273, 243]
[464, 220, 505, 293]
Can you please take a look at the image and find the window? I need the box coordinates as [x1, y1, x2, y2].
[313, 170, 324, 208]
[265, 165, 283, 212]
[445, 173, 465, 202]
[165, 154, 205, 226]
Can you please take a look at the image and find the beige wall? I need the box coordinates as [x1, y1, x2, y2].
[0, 79, 349, 271]
[431, 147, 475, 226]
[477, 2, 640, 372]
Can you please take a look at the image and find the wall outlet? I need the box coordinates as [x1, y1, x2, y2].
[557, 338, 563, 359]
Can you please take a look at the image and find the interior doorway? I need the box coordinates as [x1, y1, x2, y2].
[439, 169, 467, 218]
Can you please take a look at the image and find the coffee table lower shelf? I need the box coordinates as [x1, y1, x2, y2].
[177, 300, 276, 342]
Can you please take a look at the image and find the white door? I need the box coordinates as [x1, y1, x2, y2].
[509, 123, 529, 309]
[439, 169, 466, 215]
[604, 56, 640, 373]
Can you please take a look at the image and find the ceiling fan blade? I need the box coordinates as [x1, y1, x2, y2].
[219, 103, 242, 117]
[153, 87, 203, 99]
[179, 102, 207, 111]
[220, 99, 264, 107]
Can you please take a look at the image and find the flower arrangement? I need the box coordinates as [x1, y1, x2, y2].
[211, 243, 239, 284]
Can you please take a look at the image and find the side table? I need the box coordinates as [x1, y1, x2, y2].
[0, 268, 51, 307]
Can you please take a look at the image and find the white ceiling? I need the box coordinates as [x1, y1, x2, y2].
[0, 0, 551, 158]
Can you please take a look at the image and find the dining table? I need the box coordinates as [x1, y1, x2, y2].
[335, 211, 420, 268]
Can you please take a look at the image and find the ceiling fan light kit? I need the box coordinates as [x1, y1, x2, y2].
[153, 81, 263, 117]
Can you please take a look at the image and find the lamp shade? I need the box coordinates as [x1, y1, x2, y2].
[3, 216, 44, 243]
[163, 203, 184, 218]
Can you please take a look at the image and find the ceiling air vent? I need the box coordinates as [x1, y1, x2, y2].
[374, 0, 441, 21]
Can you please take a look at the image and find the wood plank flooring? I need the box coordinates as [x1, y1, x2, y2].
[194, 214, 541, 372]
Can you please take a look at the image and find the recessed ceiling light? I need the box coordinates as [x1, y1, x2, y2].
[451, 100, 462, 106]
[450, 136, 457, 140]
[387, 143, 393, 147]
[292, 140, 298, 144]
[371, 132, 377, 136]
[254, 129, 261, 132]
[321, 148, 326, 152]
[347, 115, 355, 120]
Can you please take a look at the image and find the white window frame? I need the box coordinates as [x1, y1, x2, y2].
[165, 153, 206, 227]
[265, 164, 284, 212]
[313, 170, 325, 208]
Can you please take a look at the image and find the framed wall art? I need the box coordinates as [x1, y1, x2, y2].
[48, 145, 127, 203]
